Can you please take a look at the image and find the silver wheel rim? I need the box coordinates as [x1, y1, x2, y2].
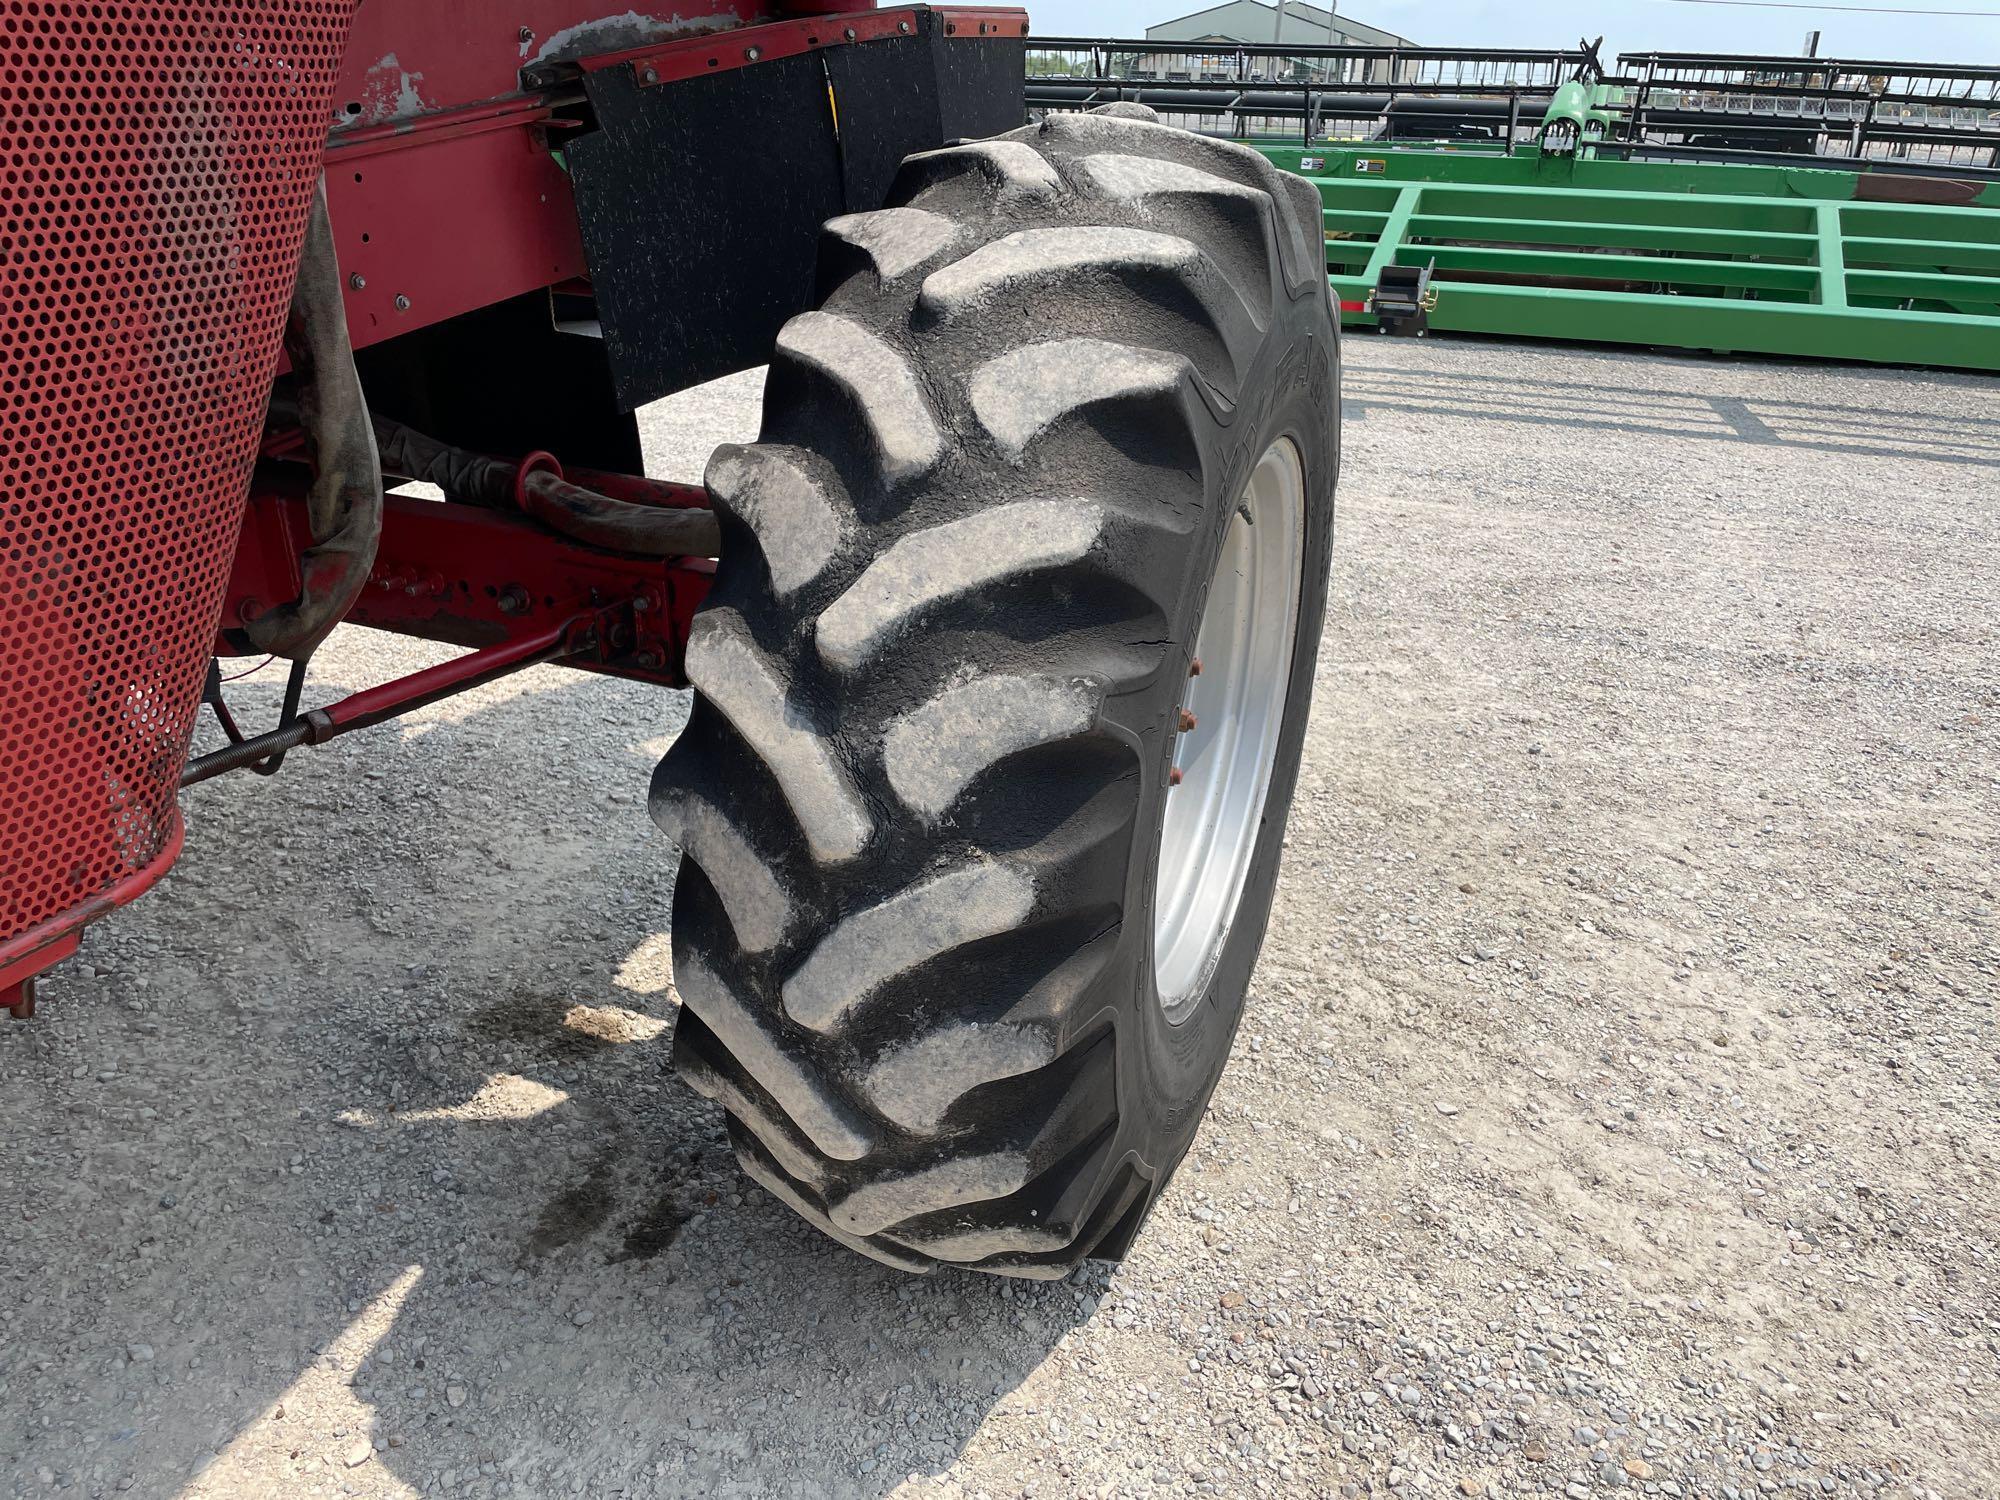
[1152, 436, 1307, 1019]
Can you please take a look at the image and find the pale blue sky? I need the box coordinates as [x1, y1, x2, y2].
[1030, 0, 2000, 66]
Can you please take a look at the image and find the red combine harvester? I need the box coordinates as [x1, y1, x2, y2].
[0, 2, 1339, 1277]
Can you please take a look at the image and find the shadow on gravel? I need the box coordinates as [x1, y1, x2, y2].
[293, 1058, 1087, 1500]
[4, 656, 1086, 1500]
[1344, 350, 2000, 469]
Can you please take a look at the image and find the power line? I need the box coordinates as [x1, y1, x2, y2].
[1662, 0, 2000, 14]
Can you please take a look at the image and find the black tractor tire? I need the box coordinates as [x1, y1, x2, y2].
[653, 105, 1340, 1278]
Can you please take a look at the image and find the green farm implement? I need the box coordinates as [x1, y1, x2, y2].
[1030, 38, 2000, 370]
[1261, 144, 2000, 369]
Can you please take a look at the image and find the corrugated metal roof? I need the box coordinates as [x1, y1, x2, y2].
[1145, 0, 1412, 49]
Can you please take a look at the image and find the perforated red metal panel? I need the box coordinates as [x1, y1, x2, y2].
[0, 2, 357, 976]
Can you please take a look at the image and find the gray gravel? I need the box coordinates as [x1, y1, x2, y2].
[2, 336, 1996, 1500]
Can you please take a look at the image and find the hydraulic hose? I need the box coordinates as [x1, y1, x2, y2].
[246, 179, 384, 659]
[372, 414, 721, 559]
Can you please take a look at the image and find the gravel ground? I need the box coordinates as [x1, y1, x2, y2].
[3, 336, 1996, 1500]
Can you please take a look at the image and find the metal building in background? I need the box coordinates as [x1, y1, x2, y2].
[1122, 0, 1412, 83]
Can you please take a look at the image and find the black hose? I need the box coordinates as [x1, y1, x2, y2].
[251, 657, 313, 777]
[372, 417, 520, 505]
[518, 471, 721, 559]
[373, 411, 720, 559]
[246, 178, 384, 659]
[202, 660, 247, 746]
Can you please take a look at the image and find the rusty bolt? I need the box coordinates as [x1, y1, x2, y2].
[1169, 767, 1185, 787]
[1179, 709, 1199, 733]
[1190, 657, 1204, 677]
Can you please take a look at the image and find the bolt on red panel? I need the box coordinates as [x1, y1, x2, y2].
[0, 3, 358, 972]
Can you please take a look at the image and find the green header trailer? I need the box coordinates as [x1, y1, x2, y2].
[1261, 143, 2000, 371]
[1029, 39, 2000, 371]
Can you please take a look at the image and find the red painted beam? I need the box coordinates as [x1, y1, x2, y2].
[222, 472, 713, 688]
[573, 4, 1026, 87]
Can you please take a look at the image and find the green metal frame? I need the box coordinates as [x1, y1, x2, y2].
[1257, 144, 2000, 370]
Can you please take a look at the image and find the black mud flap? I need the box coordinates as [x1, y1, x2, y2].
[567, 17, 1023, 410]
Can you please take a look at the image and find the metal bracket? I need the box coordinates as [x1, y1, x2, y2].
[5, 977, 35, 1022]
[1371, 257, 1438, 336]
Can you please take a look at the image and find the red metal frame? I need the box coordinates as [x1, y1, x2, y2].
[317, 617, 588, 733]
[4, 0, 1028, 1005]
[322, 2, 751, 350]
[583, 6, 956, 86]
[335, 3, 752, 129]
[0, 818, 186, 1005]
[931, 8, 1032, 37]
[183, 616, 597, 790]
[326, 101, 589, 350]
[223, 472, 714, 687]
[320, 4, 1028, 349]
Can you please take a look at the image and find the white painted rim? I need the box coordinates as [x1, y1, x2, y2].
[1152, 436, 1306, 1020]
